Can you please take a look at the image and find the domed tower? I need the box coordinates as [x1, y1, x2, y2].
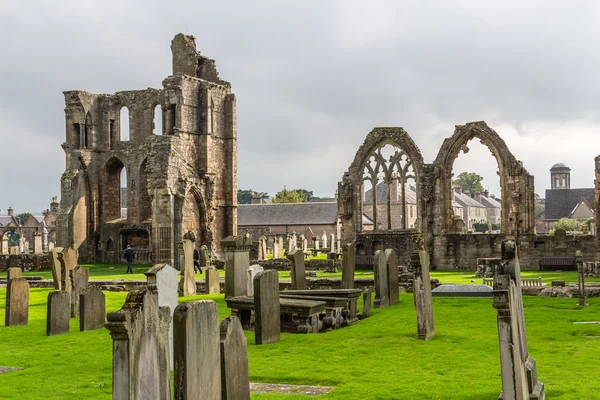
[550, 163, 570, 189]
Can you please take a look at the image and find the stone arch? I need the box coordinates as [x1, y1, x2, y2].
[138, 158, 152, 222]
[68, 104, 86, 149]
[181, 185, 208, 249]
[152, 104, 163, 135]
[119, 106, 130, 141]
[103, 157, 126, 223]
[106, 237, 115, 251]
[84, 111, 92, 148]
[338, 127, 425, 243]
[433, 121, 535, 236]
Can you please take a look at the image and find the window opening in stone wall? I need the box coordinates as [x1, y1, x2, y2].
[153, 104, 163, 135]
[452, 139, 501, 233]
[121, 168, 128, 219]
[362, 143, 414, 231]
[120, 106, 130, 141]
[106, 237, 114, 251]
[103, 158, 125, 223]
[84, 112, 92, 148]
[73, 123, 81, 149]
[109, 119, 115, 149]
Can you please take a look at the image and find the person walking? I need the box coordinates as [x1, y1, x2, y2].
[123, 244, 134, 274]
[193, 248, 202, 274]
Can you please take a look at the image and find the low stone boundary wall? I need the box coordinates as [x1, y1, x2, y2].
[0, 254, 50, 272]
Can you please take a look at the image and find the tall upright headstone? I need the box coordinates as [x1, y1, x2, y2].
[373, 250, 389, 308]
[33, 232, 43, 254]
[7, 267, 22, 281]
[576, 251, 587, 307]
[60, 247, 78, 295]
[492, 240, 544, 400]
[329, 234, 335, 253]
[385, 249, 399, 306]
[173, 300, 221, 400]
[181, 233, 197, 297]
[277, 237, 284, 257]
[145, 263, 179, 369]
[47, 291, 70, 336]
[220, 316, 251, 400]
[412, 248, 436, 340]
[70, 266, 89, 317]
[321, 231, 328, 248]
[80, 285, 106, 331]
[50, 247, 64, 290]
[258, 235, 267, 261]
[314, 239, 320, 250]
[291, 232, 298, 251]
[301, 235, 308, 253]
[1, 234, 8, 255]
[5, 277, 29, 326]
[362, 288, 372, 317]
[272, 236, 280, 259]
[286, 250, 306, 290]
[105, 290, 172, 400]
[221, 235, 251, 298]
[254, 270, 280, 345]
[247, 264, 264, 296]
[206, 267, 221, 294]
[341, 244, 356, 289]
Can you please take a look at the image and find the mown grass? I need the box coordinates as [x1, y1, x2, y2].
[1, 286, 600, 399]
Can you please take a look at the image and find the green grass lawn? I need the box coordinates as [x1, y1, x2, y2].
[1, 287, 600, 399]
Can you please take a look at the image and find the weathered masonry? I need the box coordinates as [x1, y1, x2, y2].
[57, 34, 237, 264]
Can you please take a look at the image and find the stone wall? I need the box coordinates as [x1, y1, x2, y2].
[0, 254, 50, 272]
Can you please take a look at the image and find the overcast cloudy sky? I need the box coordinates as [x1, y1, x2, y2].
[1, 0, 600, 213]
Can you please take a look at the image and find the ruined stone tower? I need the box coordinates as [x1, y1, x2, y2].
[57, 34, 237, 264]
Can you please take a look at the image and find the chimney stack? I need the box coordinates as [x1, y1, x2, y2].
[7, 207, 13, 217]
[483, 190, 489, 198]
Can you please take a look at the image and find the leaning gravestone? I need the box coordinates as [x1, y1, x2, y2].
[286, 250, 306, 290]
[373, 250, 389, 308]
[341, 244, 356, 289]
[79, 285, 105, 331]
[5, 277, 29, 326]
[70, 266, 89, 317]
[412, 247, 436, 340]
[105, 290, 171, 400]
[246, 264, 264, 296]
[173, 300, 221, 400]
[206, 267, 221, 294]
[221, 235, 251, 298]
[254, 270, 280, 345]
[220, 316, 251, 400]
[49, 247, 63, 290]
[492, 240, 544, 399]
[47, 291, 70, 336]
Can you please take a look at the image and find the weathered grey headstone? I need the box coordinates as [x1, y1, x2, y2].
[576, 251, 586, 307]
[220, 316, 250, 400]
[79, 285, 106, 331]
[321, 231, 327, 248]
[277, 237, 284, 257]
[373, 250, 389, 308]
[247, 264, 264, 296]
[145, 263, 179, 369]
[272, 236, 281, 259]
[105, 290, 171, 400]
[181, 238, 196, 297]
[7, 267, 22, 281]
[5, 277, 29, 326]
[33, 232, 43, 254]
[254, 270, 280, 345]
[59, 247, 78, 294]
[49, 247, 63, 290]
[341, 244, 356, 289]
[206, 267, 221, 294]
[314, 239, 320, 250]
[70, 266, 89, 317]
[329, 234, 335, 253]
[302, 237, 308, 253]
[258, 236, 267, 261]
[173, 300, 221, 400]
[287, 250, 306, 290]
[1, 234, 8, 255]
[222, 235, 251, 298]
[385, 249, 400, 306]
[412, 249, 436, 340]
[47, 291, 70, 336]
[362, 288, 372, 317]
[492, 240, 544, 399]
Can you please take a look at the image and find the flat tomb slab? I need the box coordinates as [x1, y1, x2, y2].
[281, 289, 362, 299]
[279, 294, 349, 308]
[250, 383, 334, 396]
[432, 284, 493, 297]
[225, 296, 326, 316]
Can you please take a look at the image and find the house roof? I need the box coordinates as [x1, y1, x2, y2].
[0, 216, 17, 228]
[238, 202, 339, 226]
[550, 163, 570, 170]
[363, 182, 417, 205]
[544, 188, 595, 220]
[452, 201, 463, 208]
[478, 195, 501, 209]
[453, 192, 486, 208]
[568, 197, 595, 219]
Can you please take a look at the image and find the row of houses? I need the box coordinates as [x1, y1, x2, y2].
[0, 198, 60, 252]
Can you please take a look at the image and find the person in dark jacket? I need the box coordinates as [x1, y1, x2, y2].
[193, 248, 202, 274]
[123, 245, 134, 274]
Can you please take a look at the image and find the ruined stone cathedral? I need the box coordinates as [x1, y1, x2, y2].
[57, 34, 237, 264]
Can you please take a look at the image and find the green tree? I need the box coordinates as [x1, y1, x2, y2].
[272, 188, 305, 203]
[15, 213, 32, 225]
[237, 189, 254, 204]
[550, 218, 583, 234]
[294, 189, 313, 202]
[453, 172, 485, 193]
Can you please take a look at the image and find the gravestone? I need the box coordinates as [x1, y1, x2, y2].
[220, 316, 251, 400]
[49, 247, 63, 290]
[145, 263, 179, 369]
[258, 236, 267, 261]
[221, 235, 251, 298]
[70, 266, 89, 318]
[47, 291, 70, 336]
[321, 231, 328, 248]
[301, 236, 308, 253]
[254, 270, 280, 345]
[362, 288, 372, 317]
[22, 240, 30, 254]
[200, 244, 212, 268]
[105, 290, 171, 400]
[33, 232, 43, 254]
[181, 236, 196, 297]
[341, 244, 356, 289]
[412, 248, 436, 340]
[314, 239, 320, 250]
[206, 267, 221, 294]
[1, 234, 8, 255]
[291, 232, 298, 251]
[384, 249, 400, 306]
[329, 234, 335, 253]
[492, 240, 544, 399]
[576, 251, 586, 307]
[287, 250, 306, 290]
[60, 247, 78, 295]
[173, 300, 221, 400]
[277, 237, 284, 257]
[247, 264, 264, 296]
[5, 277, 29, 326]
[79, 285, 106, 331]
[7, 267, 22, 281]
[373, 250, 389, 308]
[272, 236, 280, 259]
